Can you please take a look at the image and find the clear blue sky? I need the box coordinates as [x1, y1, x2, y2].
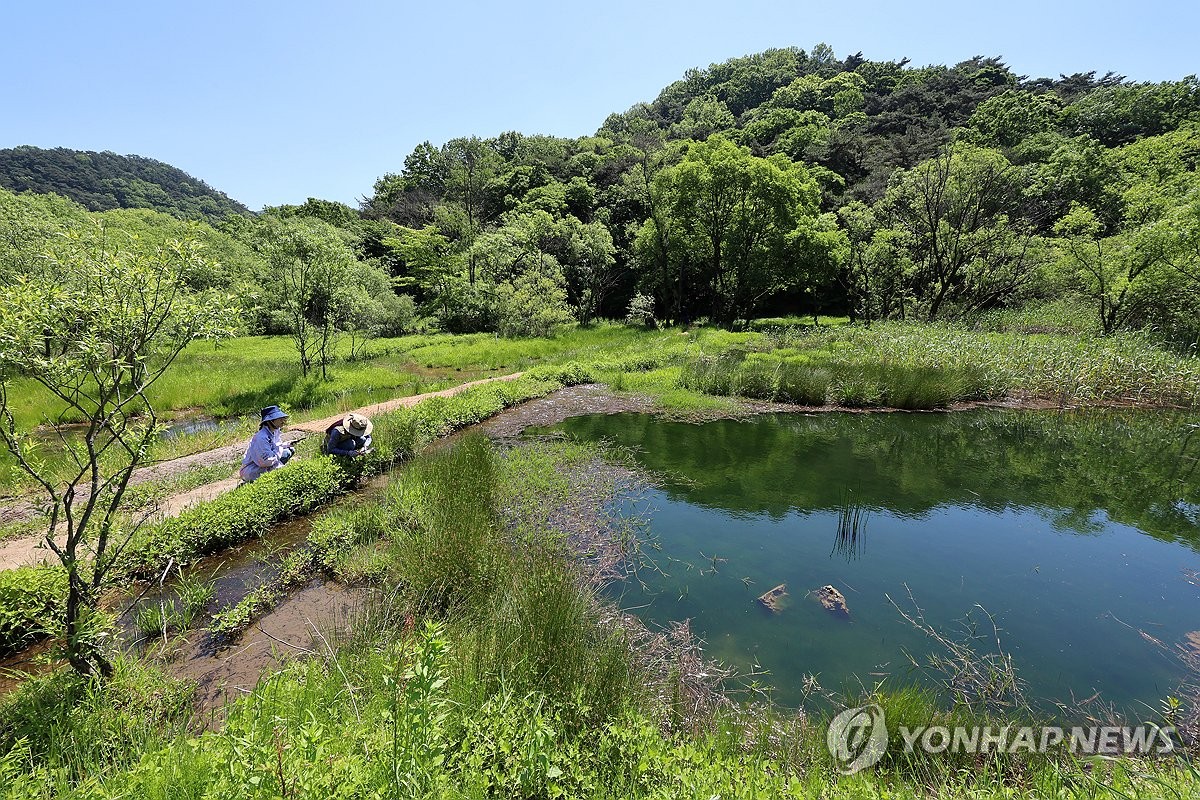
[2, 1, 1194, 211]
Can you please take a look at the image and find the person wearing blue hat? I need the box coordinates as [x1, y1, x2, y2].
[239, 405, 295, 483]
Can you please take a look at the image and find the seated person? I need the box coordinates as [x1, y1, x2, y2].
[240, 405, 294, 483]
[322, 412, 373, 457]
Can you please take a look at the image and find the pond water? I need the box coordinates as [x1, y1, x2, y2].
[538, 409, 1200, 716]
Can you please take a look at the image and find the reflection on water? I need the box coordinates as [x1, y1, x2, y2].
[159, 416, 228, 440]
[541, 408, 1200, 714]
[3, 415, 238, 485]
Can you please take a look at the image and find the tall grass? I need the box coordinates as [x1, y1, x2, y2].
[0, 654, 194, 793]
[680, 349, 994, 408]
[677, 321, 1200, 408]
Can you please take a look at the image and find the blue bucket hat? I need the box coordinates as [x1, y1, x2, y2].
[260, 405, 289, 424]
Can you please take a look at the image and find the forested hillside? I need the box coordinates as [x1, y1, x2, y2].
[0, 146, 250, 223]
[3, 45, 1198, 347]
[355, 45, 1200, 342]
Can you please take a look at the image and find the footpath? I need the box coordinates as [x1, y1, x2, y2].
[0, 372, 524, 571]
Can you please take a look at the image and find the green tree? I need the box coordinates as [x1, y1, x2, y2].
[836, 200, 911, 321]
[671, 95, 736, 141]
[1053, 191, 1199, 336]
[883, 143, 1037, 319]
[1060, 77, 1200, 147]
[635, 135, 831, 326]
[334, 260, 413, 359]
[967, 89, 1062, 148]
[0, 224, 236, 677]
[492, 267, 574, 337]
[556, 216, 618, 324]
[0, 188, 90, 280]
[244, 217, 357, 379]
[1053, 204, 1139, 334]
[439, 137, 504, 285]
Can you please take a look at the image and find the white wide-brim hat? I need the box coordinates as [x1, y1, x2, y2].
[344, 413, 373, 437]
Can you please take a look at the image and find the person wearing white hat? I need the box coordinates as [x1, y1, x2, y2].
[322, 412, 374, 457]
[239, 405, 295, 483]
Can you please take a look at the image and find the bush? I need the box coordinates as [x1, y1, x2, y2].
[0, 565, 66, 654]
[122, 457, 348, 578]
[625, 293, 657, 328]
[495, 269, 575, 338]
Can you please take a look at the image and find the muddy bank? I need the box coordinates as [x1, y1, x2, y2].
[471, 382, 1115, 442]
[474, 382, 794, 439]
[171, 580, 364, 722]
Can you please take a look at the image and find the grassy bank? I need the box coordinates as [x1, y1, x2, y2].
[9, 317, 1195, 436]
[676, 322, 1200, 409]
[0, 324, 659, 434]
[3, 435, 1197, 799]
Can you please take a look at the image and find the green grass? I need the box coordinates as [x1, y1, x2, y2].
[0, 323, 684, 495]
[0, 564, 66, 655]
[0, 654, 194, 794]
[133, 572, 215, 640]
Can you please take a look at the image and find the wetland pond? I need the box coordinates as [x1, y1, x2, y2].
[535, 409, 1200, 716]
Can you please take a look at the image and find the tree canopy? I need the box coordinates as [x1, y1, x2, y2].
[6, 44, 1200, 340]
[0, 146, 250, 224]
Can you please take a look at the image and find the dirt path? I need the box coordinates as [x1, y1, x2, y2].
[291, 371, 525, 433]
[0, 372, 525, 571]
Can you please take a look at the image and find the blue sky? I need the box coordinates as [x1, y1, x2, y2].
[2, 1, 1194, 211]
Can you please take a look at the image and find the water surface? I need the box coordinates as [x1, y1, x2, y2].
[542, 409, 1200, 714]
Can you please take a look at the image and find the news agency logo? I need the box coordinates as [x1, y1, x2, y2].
[827, 704, 888, 774]
[827, 704, 1179, 774]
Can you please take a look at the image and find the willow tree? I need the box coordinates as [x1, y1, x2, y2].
[883, 143, 1036, 320]
[0, 223, 236, 677]
[635, 134, 841, 326]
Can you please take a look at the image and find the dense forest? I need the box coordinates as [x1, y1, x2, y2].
[0, 146, 249, 223]
[3, 45, 1199, 348]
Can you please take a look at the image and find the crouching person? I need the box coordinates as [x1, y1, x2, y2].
[239, 405, 295, 483]
[322, 413, 373, 457]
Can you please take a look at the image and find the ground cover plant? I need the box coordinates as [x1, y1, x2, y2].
[0, 564, 65, 655]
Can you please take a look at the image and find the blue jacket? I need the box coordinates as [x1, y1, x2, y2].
[323, 421, 372, 456]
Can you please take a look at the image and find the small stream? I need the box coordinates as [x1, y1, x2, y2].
[0, 471, 395, 704]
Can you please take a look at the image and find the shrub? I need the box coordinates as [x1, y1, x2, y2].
[625, 293, 657, 328]
[0, 565, 67, 653]
[495, 269, 575, 338]
[122, 457, 347, 578]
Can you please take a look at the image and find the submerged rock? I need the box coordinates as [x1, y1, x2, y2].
[811, 584, 850, 617]
[757, 583, 788, 613]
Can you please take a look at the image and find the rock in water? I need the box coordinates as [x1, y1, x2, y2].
[757, 583, 788, 613]
[811, 584, 850, 617]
